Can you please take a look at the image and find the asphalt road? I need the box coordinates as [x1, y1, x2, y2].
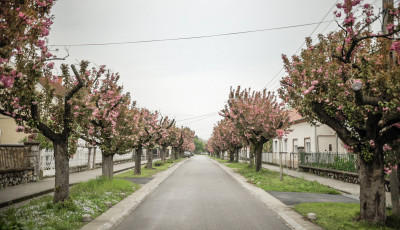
[114, 155, 290, 230]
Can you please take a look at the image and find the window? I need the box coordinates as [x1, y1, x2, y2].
[305, 138, 311, 152]
[274, 140, 278, 152]
[293, 139, 298, 153]
[329, 144, 333, 152]
[283, 139, 288, 152]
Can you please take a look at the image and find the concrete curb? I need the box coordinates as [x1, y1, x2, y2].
[80, 159, 187, 230]
[212, 160, 322, 230]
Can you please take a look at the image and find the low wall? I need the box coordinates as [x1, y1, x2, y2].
[0, 168, 34, 189]
[299, 165, 359, 184]
[299, 165, 393, 192]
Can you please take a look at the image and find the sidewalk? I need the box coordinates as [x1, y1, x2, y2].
[0, 160, 151, 209]
[261, 163, 392, 207]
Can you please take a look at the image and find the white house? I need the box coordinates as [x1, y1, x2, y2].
[273, 109, 348, 154]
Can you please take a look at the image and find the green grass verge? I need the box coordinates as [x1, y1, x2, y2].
[0, 177, 138, 230]
[116, 158, 183, 178]
[226, 162, 340, 194]
[294, 203, 400, 230]
[209, 156, 229, 164]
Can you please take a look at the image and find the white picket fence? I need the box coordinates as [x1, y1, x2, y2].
[39, 147, 136, 177]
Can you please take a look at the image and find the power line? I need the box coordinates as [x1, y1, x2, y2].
[50, 20, 336, 47]
[175, 112, 219, 122]
[264, 0, 340, 90]
[179, 113, 220, 126]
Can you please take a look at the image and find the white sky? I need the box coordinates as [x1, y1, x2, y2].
[47, 0, 381, 140]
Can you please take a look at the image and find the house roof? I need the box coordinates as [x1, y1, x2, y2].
[288, 109, 307, 124]
[38, 77, 65, 95]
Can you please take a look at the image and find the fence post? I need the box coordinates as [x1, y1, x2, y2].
[92, 147, 97, 170]
[24, 142, 40, 181]
[87, 147, 92, 170]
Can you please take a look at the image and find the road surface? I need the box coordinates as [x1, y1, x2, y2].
[115, 155, 290, 230]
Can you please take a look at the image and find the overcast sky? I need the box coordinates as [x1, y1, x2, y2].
[47, 0, 381, 140]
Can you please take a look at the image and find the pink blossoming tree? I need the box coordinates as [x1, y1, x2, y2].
[76, 67, 132, 179]
[279, 0, 400, 222]
[221, 86, 290, 172]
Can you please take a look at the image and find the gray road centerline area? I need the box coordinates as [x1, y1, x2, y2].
[114, 156, 291, 230]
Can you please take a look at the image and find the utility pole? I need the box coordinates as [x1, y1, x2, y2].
[382, 0, 400, 217]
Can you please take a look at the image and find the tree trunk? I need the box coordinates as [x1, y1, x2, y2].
[146, 148, 154, 169]
[390, 167, 400, 216]
[255, 143, 263, 172]
[102, 152, 114, 179]
[229, 150, 234, 162]
[235, 149, 239, 163]
[358, 152, 386, 222]
[135, 147, 142, 175]
[53, 141, 69, 203]
[161, 146, 167, 163]
[221, 151, 224, 160]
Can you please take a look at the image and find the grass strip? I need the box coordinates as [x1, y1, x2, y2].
[209, 156, 229, 164]
[116, 158, 183, 178]
[0, 177, 138, 230]
[294, 203, 400, 230]
[226, 161, 340, 194]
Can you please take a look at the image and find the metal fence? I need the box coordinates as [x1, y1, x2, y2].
[299, 152, 357, 172]
[261, 152, 299, 169]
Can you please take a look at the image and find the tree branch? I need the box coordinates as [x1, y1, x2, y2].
[311, 102, 356, 147]
[352, 82, 381, 106]
[379, 125, 400, 146]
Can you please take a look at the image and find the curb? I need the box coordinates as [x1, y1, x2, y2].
[211, 159, 322, 230]
[80, 159, 187, 230]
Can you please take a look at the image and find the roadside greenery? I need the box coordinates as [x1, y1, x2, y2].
[226, 162, 339, 194]
[294, 203, 400, 230]
[210, 156, 228, 164]
[116, 158, 183, 178]
[0, 177, 138, 230]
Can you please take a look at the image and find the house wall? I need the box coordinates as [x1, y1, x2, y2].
[0, 115, 28, 144]
[273, 121, 347, 153]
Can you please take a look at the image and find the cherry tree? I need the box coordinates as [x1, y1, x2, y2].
[279, 0, 400, 222]
[76, 67, 132, 179]
[153, 116, 175, 163]
[170, 127, 183, 159]
[128, 108, 158, 175]
[215, 119, 244, 162]
[170, 126, 195, 158]
[181, 127, 196, 153]
[210, 122, 229, 159]
[221, 86, 290, 172]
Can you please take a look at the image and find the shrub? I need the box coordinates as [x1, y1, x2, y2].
[153, 161, 165, 167]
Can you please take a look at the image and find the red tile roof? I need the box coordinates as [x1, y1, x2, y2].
[288, 109, 307, 124]
[38, 77, 65, 95]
